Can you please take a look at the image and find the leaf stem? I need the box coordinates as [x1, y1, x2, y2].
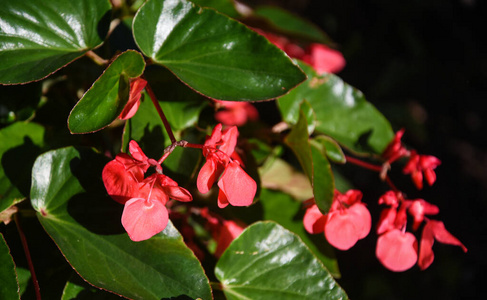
[14, 213, 41, 300]
[85, 50, 108, 67]
[345, 155, 382, 172]
[145, 83, 177, 144]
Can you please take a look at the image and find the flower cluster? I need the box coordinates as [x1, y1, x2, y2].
[376, 191, 467, 271]
[197, 123, 257, 208]
[256, 29, 346, 74]
[303, 190, 371, 250]
[102, 140, 192, 241]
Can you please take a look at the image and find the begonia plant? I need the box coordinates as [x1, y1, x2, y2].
[0, 0, 467, 299]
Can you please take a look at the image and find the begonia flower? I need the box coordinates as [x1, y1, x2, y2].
[197, 124, 256, 208]
[408, 199, 439, 231]
[303, 190, 371, 250]
[403, 151, 441, 190]
[214, 220, 245, 257]
[381, 129, 409, 164]
[119, 77, 147, 120]
[103, 140, 192, 241]
[214, 100, 259, 126]
[418, 220, 467, 270]
[301, 43, 346, 74]
[376, 229, 418, 272]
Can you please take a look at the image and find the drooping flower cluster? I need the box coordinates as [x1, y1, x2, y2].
[255, 29, 346, 74]
[102, 140, 192, 241]
[197, 123, 257, 208]
[376, 191, 467, 271]
[303, 190, 371, 250]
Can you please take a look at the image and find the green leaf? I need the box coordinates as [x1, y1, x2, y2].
[0, 122, 44, 213]
[68, 50, 146, 134]
[278, 61, 394, 154]
[62, 273, 121, 300]
[0, 0, 112, 84]
[285, 109, 334, 213]
[215, 221, 348, 299]
[133, 0, 306, 100]
[259, 189, 340, 277]
[253, 5, 331, 43]
[30, 147, 212, 300]
[314, 135, 346, 164]
[0, 233, 20, 300]
[190, 0, 240, 18]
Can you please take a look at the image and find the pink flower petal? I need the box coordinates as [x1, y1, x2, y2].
[376, 229, 418, 272]
[102, 160, 139, 204]
[303, 204, 326, 234]
[119, 78, 147, 120]
[197, 157, 220, 194]
[324, 210, 360, 250]
[121, 197, 169, 242]
[165, 186, 193, 202]
[348, 203, 371, 239]
[217, 161, 256, 207]
[215, 220, 245, 257]
[377, 207, 397, 235]
[220, 126, 239, 156]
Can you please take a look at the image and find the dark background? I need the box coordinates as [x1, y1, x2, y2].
[248, 0, 486, 299]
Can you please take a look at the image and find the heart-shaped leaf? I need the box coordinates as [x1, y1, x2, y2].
[0, 233, 20, 300]
[0, 0, 112, 84]
[215, 221, 348, 299]
[68, 50, 146, 134]
[133, 0, 306, 100]
[285, 108, 334, 213]
[30, 147, 212, 300]
[0, 122, 44, 213]
[278, 61, 394, 154]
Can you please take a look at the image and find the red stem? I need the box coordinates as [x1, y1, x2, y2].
[145, 83, 176, 144]
[14, 213, 41, 300]
[345, 155, 383, 172]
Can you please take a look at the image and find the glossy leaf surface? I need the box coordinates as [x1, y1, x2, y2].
[260, 188, 340, 277]
[30, 147, 212, 300]
[133, 0, 306, 100]
[215, 221, 347, 299]
[279, 61, 394, 154]
[0, 122, 44, 213]
[285, 109, 335, 213]
[314, 135, 346, 164]
[0, 0, 112, 84]
[68, 50, 145, 133]
[253, 5, 330, 43]
[0, 233, 19, 300]
[190, 0, 240, 18]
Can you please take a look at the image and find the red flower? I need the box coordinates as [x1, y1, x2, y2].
[103, 141, 192, 241]
[403, 151, 441, 189]
[119, 77, 147, 120]
[214, 100, 259, 126]
[418, 220, 467, 270]
[303, 190, 371, 250]
[381, 129, 409, 164]
[197, 124, 256, 208]
[301, 43, 346, 74]
[376, 229, 418, 272]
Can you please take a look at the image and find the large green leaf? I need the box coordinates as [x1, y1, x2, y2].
[253, 5, 330, 43]
[259, 189, 340, 277]
[0, 0, 112, 84]
[0, 233, 20, 300]
[68, 50, 146, 134]
[133, 0, 306, 100]
[215, 221, 348, 299]
[285, 109, 335, 213]
[30, 147, 212, 300]
[190, 0, 240, 18]
[278, 61, 394, 154]
[0, 122, 44, 213]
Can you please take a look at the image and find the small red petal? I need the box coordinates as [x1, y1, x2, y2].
[220, 126, 239, 156]
[217, 161, 256, 207]
[102, 160, 139, 204]
[324, 210, 360, 250]
[376, 229, 418, 272]
[348, 203, 371, 239]
[129, 140, 148, 162]
[215, 220, 245, 257]
[377, 207, 397, 235]
[121, 197, 169, 242]
[165, 186, 193, 202]
[303, 204, 326, 234]
[197, 157, 221, 194]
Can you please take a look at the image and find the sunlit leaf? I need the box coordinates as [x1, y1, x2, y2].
[278, 61, 394, 154]
[68, 50, 145, 134]
[133, 0, 305, 100]
[215, 221, 348, 299]
[0, 0, 112, 84]
[30, 147, 212, 300]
